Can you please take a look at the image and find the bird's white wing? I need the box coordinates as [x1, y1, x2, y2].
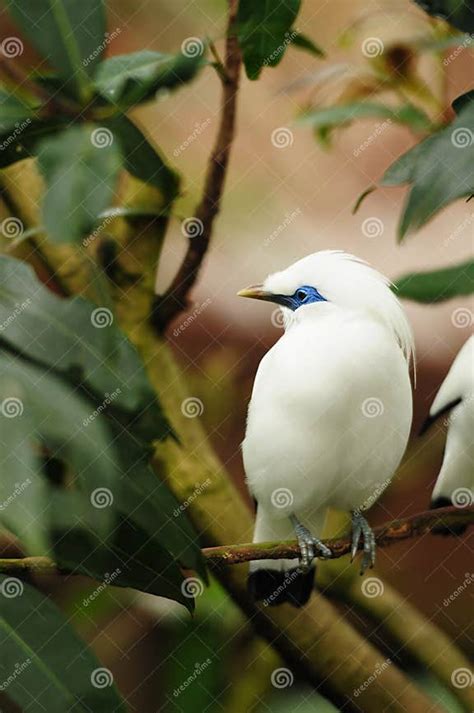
[430, 336, 473, 418]
[243, 308, 412, 519]
[430, 336, 474, 509]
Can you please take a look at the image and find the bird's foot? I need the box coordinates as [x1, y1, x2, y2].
[351, 510, 376, 574]
[291, 518, 332, 571]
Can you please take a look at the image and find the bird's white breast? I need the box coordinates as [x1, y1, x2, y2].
[242, 306, 412, 517]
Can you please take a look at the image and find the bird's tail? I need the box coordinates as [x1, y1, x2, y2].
[248, 507, 324, 608]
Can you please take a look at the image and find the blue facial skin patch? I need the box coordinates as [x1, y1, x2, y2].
[271, 285, 327, 311]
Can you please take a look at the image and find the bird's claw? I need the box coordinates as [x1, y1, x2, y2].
[351, 511, 376, 575]
[294, 522, 332, 571]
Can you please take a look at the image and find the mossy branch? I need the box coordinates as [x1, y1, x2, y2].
[0, 505, 471, 576]
[203, 506, 474, 565]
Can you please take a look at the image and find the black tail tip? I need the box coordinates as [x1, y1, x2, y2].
[430, 497, 468, 536]
[248, 567, 315, 608]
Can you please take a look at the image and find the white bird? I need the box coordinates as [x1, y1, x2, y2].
[422, 335, 473, 534]
[238, 250, 414, 607]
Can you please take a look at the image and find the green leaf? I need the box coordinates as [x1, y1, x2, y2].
[105, 114, 180, 204]
[0, 255, 169, 428]
[37, 124, 121, 243]
[0, 575, 128, 712]
[108, 425, 207, 581]
[0, 256, 206, 591]
[412, 0, 474, 33]
[0, 90, 36, 133]
[237, 0, 302, 80]
[381, 102, 474, 239]
[6, 0, 106, 99]
[290, 30, 324, 57]
[0, 120, 66, 169]
[50, 496, 195, 611]
[94, 49, 205, 108]
[0, 409, 48, 554]
[394, 259, 474, 302]
[299, 101, 433, 133]
[0, 355, 119, 545]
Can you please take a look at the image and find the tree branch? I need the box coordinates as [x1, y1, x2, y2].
[153, 0, 241, 332]
[203, 505, 474, 566]
[1, 507, 471, 576]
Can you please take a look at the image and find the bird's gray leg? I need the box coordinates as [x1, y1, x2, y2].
[351, 510, 376, 574]
[290, 515, 332, 571]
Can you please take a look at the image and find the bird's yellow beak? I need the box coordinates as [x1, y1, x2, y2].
[237, 284, 273, 301]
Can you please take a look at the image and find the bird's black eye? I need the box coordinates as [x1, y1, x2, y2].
[296, 289, 307, 301]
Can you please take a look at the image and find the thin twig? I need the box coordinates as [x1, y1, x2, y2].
[203, 505, 474, 566]
[154, 0, 241, 332]
[0, 506, 471, 576]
